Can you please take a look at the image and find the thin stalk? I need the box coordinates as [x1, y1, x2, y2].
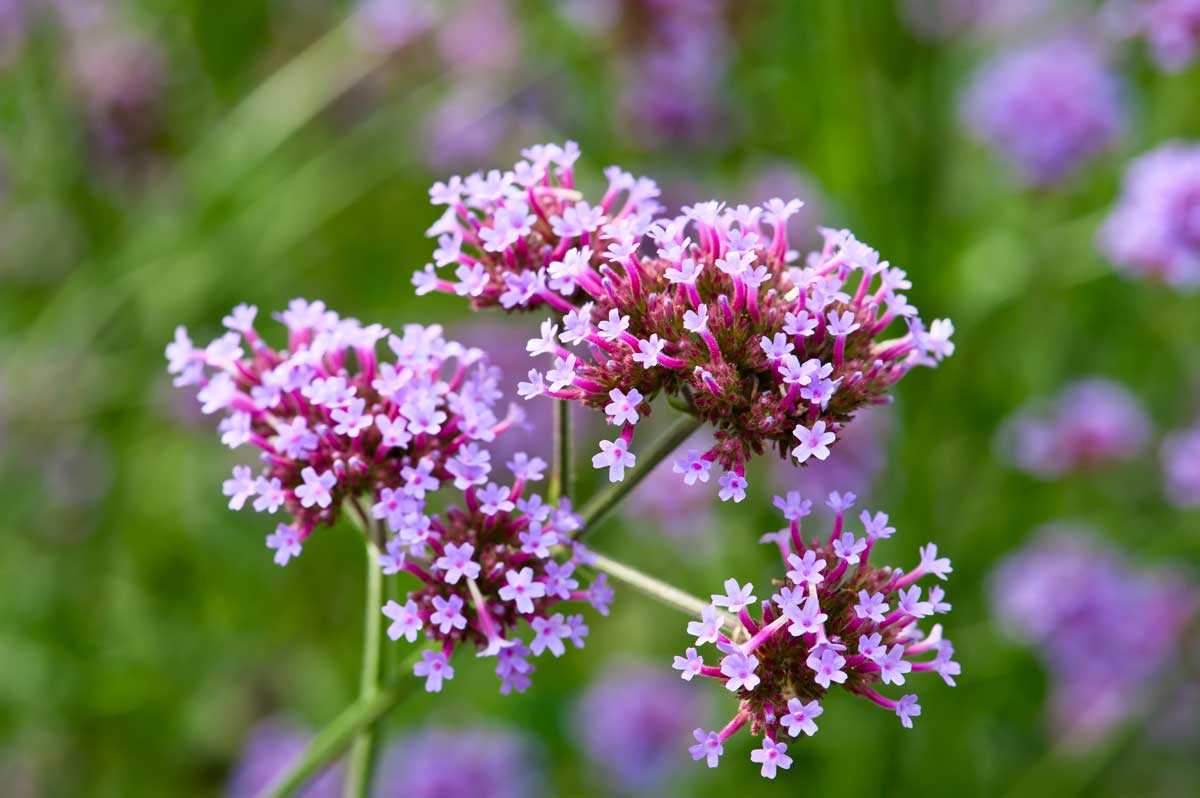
[588, 550, 741, 636]
[265, 651, 422, 798]
[549, 399, 572, 504]
[344, 539, 385, 798]
[576, 414, 702, 538]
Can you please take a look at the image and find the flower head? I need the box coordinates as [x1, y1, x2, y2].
[677, 492, 958, 777]
[963, 37, 1125, 186]
[1099, 141, 1200, 290]
[421, 143, 951, 499]
[999, 378, 1150, 478]
[168, 303, 521, 563]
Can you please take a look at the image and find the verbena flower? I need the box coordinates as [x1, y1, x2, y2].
[677, 491, 958, 777]
[572, 662, 706, 790]
[1098, 141, 1200, 290]
[991, 526, 1199, 748]
[997, 378, 1150, 478]
[419, 142, 952, 499]
[375, 726, 543, 798]
[1162, 419, 1200, 507]
[1106, 0, 1200, 72]
[962, 36, 1125, 186]
[379, 454, 610, 694]
[166, 301, 518, 565]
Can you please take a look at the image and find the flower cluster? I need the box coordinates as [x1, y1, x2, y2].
[675, 491, 958, 778]
[1162, 418, 1200, 507]
[1107, 0, 1200, 73]
[166, 301, 518, 564]
[1098, 141, 1200, 290]
[418, 142, 953, 499]
[991, 527, 1198, 748]
[998, 378, 1150, 478]
[572, 662, 706, 790]
[962, 36, 1125, 186]
[378, 452, 612, 694]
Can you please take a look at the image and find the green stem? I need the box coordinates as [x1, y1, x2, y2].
[343, 539, 385, 798]
[576, 414, 703, 538]
[549, 399, 572, 504]
[265, 651, 422, 798]
[588, 550, 741, 635]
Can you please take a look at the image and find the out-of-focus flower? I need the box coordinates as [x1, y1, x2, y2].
[0, 0, 29, 66]
[962, 36, 1125, 186]
[678, 491, 958, 777]
[434, 0, 519, 73]
[626, 432, 718, 551]
[1098, 141, 1200, 290]
[1105, 0, 1200, 72]
[573, 662, 706, 790]
[991, 527, 1199, 748]
[558, 0, 731, 147]
[1162, 418, 1200, 507]
[226, 717, 342, 798]
[374, 726, 543, 798]
[998, 378, 1150, 478]
[421, 142, 952, 500]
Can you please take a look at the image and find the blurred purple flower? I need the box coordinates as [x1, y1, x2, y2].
[573, 662, 705, 790]
[374, 726, 542, 798]
[991, 526, 1199, 748]
[998, 378, 1150, 478]
[434, 0, 519, 73]
[1098, 141, 1200, 290]
[1162, 418, 1200, 507]
[226, 717, 342, 798]
[962, 36, 1125, 186]
[1105, 0, 1200, 72]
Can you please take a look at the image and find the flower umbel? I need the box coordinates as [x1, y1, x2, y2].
[419, 142, 952, 499]
[679, 490, 958, 777]
[166, 301, 519, 564]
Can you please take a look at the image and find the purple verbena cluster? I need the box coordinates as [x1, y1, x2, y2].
[963, 36, 1126, 186]
[1098, 141, 1200, 290]
[675, 491, 959, 778]
[998, 378, 1150, 478]
[377, 453, 611, 694]
[166, 302, 517, 562]
[1162, 418, 1200, 507]
[418, 142, 953, 499]
[991, 527, 1199, 747]
[572, 662, 705, 790]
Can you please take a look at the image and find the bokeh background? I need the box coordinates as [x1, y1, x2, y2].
[2, 1, 1199, 796]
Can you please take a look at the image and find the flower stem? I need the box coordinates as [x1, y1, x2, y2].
[265, 650, 422, 798]
[549, 399, 572, 504]
[343, 539, 385, 798]
[576, 413, 702, 538]
[588, 550, 739, 634]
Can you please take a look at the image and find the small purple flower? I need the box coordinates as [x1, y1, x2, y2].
[689, 729, 724, 768]
[717, 471, 748, 503]
[673, 449, 713, 485]
[435, 542, 481, 585]
[720, 651, 761, 692]
[265, 524, 302, 566]
[413, 649, 455, 692]
[792, 420, 836, 463]
[499, 567, 547, 614]
[592, 436, 635, 482]
[223, 465, 256, 511]
[711, 579, 756, 613]
[295, 467, 336, 509]
[673, 647, 705, 681]
[382, 598, 423, 643]
[895, 694, 921, 728]
[750, 738, 792, 779]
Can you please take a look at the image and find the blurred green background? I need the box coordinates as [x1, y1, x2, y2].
[2, 1, 1199, 796]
